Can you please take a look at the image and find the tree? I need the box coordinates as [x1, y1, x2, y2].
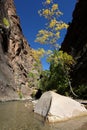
[35, 0, 68, 48]
[31, 48, 45, 63]
[39, 51, 75, 95]
[34, 0, 75, 95]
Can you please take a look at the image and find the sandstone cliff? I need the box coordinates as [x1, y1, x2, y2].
[61, 0, 87, 87]
[0, 0, 38, 101]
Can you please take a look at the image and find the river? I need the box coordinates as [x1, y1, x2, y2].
[0, 101, 87, 130]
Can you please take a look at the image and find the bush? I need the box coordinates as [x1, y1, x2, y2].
[75, 85, 87, 99]
[38, 51, 74, 95]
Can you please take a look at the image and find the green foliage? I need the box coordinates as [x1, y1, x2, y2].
[31, 89, 37, 98]
[32, 0, 74, 96]
[38, 70, 51, 92]
[75, 85, 87, 99]
[28, 69, 40, 88]
[28, 72, 35, 78]
[28, 72, 36, 87]
[34, 63, 39, 67]
[18, 91, 23, 99]
[3, 17, 10, 28]
[39, 51, 74, 95]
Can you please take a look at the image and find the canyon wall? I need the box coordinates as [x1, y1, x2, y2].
[0, 0, 37, 100]
[61, 0, 87, 87]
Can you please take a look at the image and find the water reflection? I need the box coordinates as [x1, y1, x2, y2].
[0, 101, 87, 130]
[49, 116, 87, 130]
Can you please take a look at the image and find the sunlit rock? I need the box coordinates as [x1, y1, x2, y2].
[34, 91, 87, 123]
[0, 0, 41, 101]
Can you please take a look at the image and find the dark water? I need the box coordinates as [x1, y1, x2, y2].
[0, 101, 87, 130]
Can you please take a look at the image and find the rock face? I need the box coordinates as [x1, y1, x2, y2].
[34, 91, 87, 123]
[0, 0, 38, 100]
[61, 0, 87, 86]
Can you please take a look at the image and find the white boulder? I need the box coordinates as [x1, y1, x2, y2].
[34, 91, 87, 123]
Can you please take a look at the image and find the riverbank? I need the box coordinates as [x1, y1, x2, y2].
[0, 95, 87, 110]
[76, 99, 87, 109]
[0, 96, 32, 102]
[76, 99, 87, 105]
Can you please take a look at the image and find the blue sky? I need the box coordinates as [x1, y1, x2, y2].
[14, 0, 76, 70]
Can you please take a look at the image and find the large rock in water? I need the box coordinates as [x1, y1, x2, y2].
[34, 91, 87, 123]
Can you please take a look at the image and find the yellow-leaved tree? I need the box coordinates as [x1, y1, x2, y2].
[35, 0, 68, 48]
[34, 0, 75, 97]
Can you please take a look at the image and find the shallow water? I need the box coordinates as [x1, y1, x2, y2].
[0, 101, 87, 130]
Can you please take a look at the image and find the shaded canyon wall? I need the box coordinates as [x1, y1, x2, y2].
[61, 0, 87, 87]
